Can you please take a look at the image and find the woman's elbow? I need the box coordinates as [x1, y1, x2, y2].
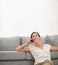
[16, 48, 18, 51]
[16, 48, 20, 51]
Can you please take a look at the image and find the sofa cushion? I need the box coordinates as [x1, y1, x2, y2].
[0, 60, 34, 65]
[20, 37, 30, 44]
[45, 35, 58, 46]
[40, 36, 46, 44]
[51, 51, 58, 59]
[0, 36, 20, 51]
[45, 35, 58, 59]
[25, 52, 34, 60]
[0, 51, 25, 60]
[52, 59, 58, 65]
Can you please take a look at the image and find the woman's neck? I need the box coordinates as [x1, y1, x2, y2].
[34, 41, 42, 47]
[35, 42, 43, 49]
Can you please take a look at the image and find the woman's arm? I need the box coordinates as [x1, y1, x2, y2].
[16, 47, 30, 52]
[50, 46, 58, 51]
[16, 40, 31, 52]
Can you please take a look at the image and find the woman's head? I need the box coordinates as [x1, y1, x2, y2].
[30, 32, 41, 42]
[30, 32, 40, 38]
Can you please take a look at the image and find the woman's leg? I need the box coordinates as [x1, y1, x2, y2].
[36, 60, 53, 65]
[35, 63, 42, 65]
[42, 60, 53, 65]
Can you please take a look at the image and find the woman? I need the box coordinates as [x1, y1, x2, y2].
[16, 32, 58, 65]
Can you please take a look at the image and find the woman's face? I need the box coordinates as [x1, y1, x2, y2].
[32, 33, 40, 42]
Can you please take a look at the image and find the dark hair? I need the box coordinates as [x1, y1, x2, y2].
[30, 32, 40, 38]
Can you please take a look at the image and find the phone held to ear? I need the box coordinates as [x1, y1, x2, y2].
[30, 39, 33, 42]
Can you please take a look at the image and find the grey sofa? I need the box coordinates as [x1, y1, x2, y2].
[0, 35, 58, 65]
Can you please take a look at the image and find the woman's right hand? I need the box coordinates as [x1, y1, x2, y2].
[16, 38, 33, 51]
[27, 38, 33, 44]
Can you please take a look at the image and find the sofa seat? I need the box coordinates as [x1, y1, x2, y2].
[0, 51, 25, 60]
[51, 51, 58, 59]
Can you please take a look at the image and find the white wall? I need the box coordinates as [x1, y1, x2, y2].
[47, 0, 58, 35]
[0, 0, 58, 37]
[1, 0, 19, 37]
[33, 0, 58, 36]
[0, 0, 1, 34]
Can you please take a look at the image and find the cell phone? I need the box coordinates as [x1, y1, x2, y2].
[30, 39, 33, 42]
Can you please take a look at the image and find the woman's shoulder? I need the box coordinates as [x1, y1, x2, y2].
[43, 44, 51, 50]
[44, 44, 51, 48]
[44, 44, 51, 46]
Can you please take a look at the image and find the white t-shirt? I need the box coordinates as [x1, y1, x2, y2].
[28, 43, 51, 65]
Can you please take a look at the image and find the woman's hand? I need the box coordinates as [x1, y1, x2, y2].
[16, 38, 33, 51]
[28, 38, 33, 43]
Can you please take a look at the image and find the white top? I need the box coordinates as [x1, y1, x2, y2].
[28, 43, 51, 65]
